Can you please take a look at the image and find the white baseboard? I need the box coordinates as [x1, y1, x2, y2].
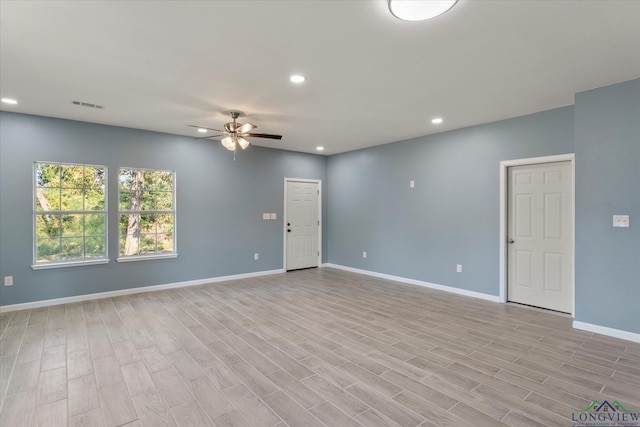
[323, 263, 501, 303]
[573, 321, 640, 343]
[0, 269, 285, 313]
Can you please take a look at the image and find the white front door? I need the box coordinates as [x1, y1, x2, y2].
[285, 180, 319, 271]
[507, 161, 573, 313]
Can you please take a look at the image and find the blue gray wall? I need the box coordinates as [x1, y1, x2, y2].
[327, 107, 575, 296]
[0, 112, 327, 306]
[575, 79, 640, 334]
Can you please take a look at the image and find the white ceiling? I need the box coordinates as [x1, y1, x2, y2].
[1, 1, 639, 155]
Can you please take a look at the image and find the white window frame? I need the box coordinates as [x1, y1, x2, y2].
[32, 161, 109, 270]
[117, 167, 177, 262]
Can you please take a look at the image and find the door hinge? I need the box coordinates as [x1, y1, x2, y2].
[317, 190, 319, 195]
[317, 220, 320, 226]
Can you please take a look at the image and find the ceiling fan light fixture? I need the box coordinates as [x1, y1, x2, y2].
[221, 136, 236, 151]
[388, 0, 457, 21]
[237, 137, 250, 150]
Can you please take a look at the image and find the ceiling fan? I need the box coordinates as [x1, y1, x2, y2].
[189, 111, 282, 155]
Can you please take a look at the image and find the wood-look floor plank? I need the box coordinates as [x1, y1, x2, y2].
[67, 374, 100, 418]
[170, 400, 214, 426]
[98, 381, 137, 426]
[261, 390, 325, 427]
[131, 389, 176, 427]
[224, 383, 281, 427]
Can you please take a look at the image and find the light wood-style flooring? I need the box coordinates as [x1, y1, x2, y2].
[1, 267, 638, 426]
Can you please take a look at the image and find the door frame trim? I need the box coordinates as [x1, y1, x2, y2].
[283, 178, 322, 271]
[499, 154, 575, 316]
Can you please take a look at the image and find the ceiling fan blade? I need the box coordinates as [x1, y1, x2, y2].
[242, 133, 283, 140]
[188, 125, 223, 132]
[196, 134, 223, 139]
[236, 123, 256, 133]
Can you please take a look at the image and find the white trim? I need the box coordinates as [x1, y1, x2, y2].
[283, 178, 322, 271]
[117, 253, 178, 263]
[31, 258, 110, 270]
[323, 263, 501, 303]
[573, 321, 640, 343]
[499, 153, 575, 315]
[0, 268, 284, 313]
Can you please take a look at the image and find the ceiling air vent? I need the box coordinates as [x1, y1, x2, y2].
[72, 100, 105, 110]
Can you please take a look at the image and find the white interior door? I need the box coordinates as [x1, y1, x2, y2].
[285, 180, 319, 271]
[507, 161, 573, 313]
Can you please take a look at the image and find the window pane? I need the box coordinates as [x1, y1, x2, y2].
[156, 191, 173, 210]
[85, 189, 105, 211]
[119, 169, 133, 191]
[158, 233, 174, 253]
[119, 214, 130, 235]
[37, 238, 61, 262]
[85, 236, 105, 258]
[36, 214, 61, 238]
[140, 234, 157, 254]
[121, 234, 139, 256]
[144, 171, 159, 189]
[141, 191, 156, 210]
[62, 214, 83, 236]
[85, 166, 105, 190]
[61, 188, 83, 210]
[119, 191, 132, 211]
[36, 163, 61, 187]
[140, 213, 156, 233]
[157, 214, 173, 234]
[85, 214, 105, 235]
[61, 164, 84, 188]
[61, 237, 83, 260]
[36, 187, 60, 211]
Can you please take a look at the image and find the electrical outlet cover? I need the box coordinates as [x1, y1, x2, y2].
[613, 215, 629, 228]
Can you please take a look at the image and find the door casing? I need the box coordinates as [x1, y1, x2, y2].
[499, 154, 575, 316]
[283, 178, 322, 271]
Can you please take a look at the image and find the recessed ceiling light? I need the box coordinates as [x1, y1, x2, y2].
[388, 0, 457, 21]
[197, 128, 207, 133]
[290, 75, 306, 83]
[431, 117, 444, 124]
[316, 146, 324, 151]
[1, 98, 18, 105]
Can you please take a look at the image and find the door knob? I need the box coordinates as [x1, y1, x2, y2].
[287, 229, 291, 233]
[508, 239, 515, 244]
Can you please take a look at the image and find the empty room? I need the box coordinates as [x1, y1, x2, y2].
[0, 1, 639, 426]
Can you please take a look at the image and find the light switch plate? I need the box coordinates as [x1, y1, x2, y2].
[613, 215, 629, 228]
[262, 213, 270, 220]
[270, 213, 277, 220]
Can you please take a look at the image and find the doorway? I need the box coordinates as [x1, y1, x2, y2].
[284, 179, 321, 271]
[500, 155, 574, 314]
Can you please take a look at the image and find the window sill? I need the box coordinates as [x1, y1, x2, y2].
[32, 259, 110, 270]
[116, 253, 178, 263]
